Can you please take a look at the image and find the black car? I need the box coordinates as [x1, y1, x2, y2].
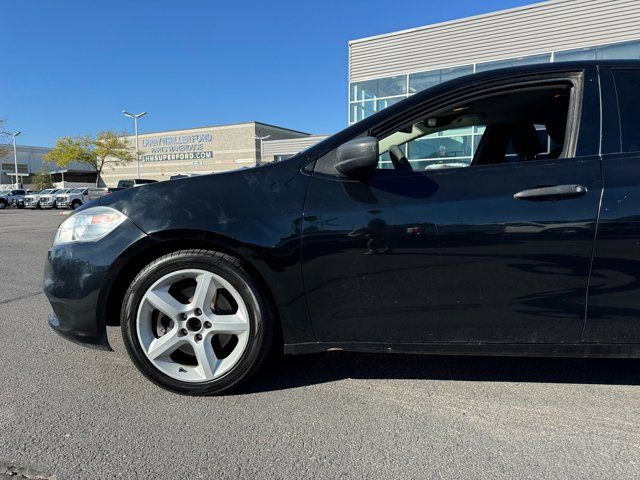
[44, 61, 640, 395]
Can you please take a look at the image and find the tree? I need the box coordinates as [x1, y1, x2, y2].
[44, 130, 135, 186]
[31, 171, 54, 191]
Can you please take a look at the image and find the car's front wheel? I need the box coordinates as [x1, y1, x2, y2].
[121, 249, 274, 395]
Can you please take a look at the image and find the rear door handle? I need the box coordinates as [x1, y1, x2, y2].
[514, 184, 587, 201]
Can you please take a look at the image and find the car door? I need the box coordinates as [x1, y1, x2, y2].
[301, 67, 602, 345]
[583, 65, 640, 343]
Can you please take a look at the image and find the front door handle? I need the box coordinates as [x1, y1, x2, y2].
[514, 184, 587, 201]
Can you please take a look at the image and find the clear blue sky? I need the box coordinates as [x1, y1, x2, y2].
[2, 0, 538, 146]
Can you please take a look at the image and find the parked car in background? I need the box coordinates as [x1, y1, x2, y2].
[39, 189, 72, 209]
[169, 173, 203, 180]
[116, 179, 158, 188]
[0, 189, 26, 209]
[55, 187, 108, 210]
[24, 189, 56, 209]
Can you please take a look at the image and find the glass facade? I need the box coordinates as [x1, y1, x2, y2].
[349, 38, 640, 125]
[475, 53, 551, 73]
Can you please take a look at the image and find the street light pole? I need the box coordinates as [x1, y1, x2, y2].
[1, 130, 22, 188]
[122, 111, 147, 178]
[254, 135, 271, 167]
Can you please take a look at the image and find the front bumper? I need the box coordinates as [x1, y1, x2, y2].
[25, 199, 39, 208]
[40, 201, 55, 208]
[56, 200, 70, 208]
[48, 312, 111, 350]
[43, 217, 148, 350]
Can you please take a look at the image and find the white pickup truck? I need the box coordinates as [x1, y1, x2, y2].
[54, 187, 107, 210]
[39, 189, 72, 209]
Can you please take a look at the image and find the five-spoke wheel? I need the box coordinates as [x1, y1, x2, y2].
[121, 250, 274, 395]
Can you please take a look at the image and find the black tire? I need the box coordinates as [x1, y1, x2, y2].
[121, 249, 274, 395]
[0, 200, 6, 209]
[71, 200, 82, 210]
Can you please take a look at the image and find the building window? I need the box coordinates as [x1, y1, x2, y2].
[1, 163, 29, 174]
[349, 100, 377, 123]
[555, 39, 640, 62]
[475, 53, 552, 73]
[554, 47, 596, 62]
[409, 65, 473, 93]
[350, 75, 407, 102]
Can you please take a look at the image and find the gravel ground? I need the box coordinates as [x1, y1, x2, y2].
[1, 209, 639, 479]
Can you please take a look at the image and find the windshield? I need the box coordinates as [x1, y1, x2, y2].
[70, 188, 85, 194]
[40, 189, 53, 195]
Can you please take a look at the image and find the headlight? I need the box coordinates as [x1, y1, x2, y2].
[54, 206, 127, 246]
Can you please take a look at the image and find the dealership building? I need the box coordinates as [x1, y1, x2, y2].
[100, 121, 311, 186]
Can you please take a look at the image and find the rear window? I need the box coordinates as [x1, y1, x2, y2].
[613, 69, 640, 153]
[117, 180, 134, 188]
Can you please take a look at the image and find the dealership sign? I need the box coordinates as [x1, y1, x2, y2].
[140, 132, 214, 163]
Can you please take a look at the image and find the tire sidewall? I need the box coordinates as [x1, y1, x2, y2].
[121, 251, 271, 395]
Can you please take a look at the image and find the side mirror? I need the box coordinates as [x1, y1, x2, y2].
[335, 136, 379, 177]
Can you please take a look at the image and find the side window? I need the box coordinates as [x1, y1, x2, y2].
[379, 127, 480, 170]
[377, 82, 574, 171]
[613, 69, 640, 153]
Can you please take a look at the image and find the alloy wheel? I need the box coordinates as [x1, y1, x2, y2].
[136, 268, 250, 382]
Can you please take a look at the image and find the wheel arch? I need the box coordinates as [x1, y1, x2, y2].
[100, 230, 284, 345]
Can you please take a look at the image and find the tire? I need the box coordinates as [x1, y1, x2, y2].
[0, 200, 6, 209]
[121, 249, 274, 395]
[71, 200, 82, 210]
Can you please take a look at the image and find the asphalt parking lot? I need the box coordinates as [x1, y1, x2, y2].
[1, 209, 640, 479]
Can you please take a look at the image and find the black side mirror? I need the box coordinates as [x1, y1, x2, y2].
[335, 136, 379, 177]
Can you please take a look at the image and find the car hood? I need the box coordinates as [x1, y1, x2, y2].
[99, 157, 311, 240]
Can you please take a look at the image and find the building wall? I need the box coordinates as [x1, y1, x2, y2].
[262, 135, 330, 163]
[0, 145, 52, 186]
[348, 0, 640, 124]
[100, 122, 309, 186]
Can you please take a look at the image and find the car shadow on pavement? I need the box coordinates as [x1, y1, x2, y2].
[239, 352, 640, 394]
